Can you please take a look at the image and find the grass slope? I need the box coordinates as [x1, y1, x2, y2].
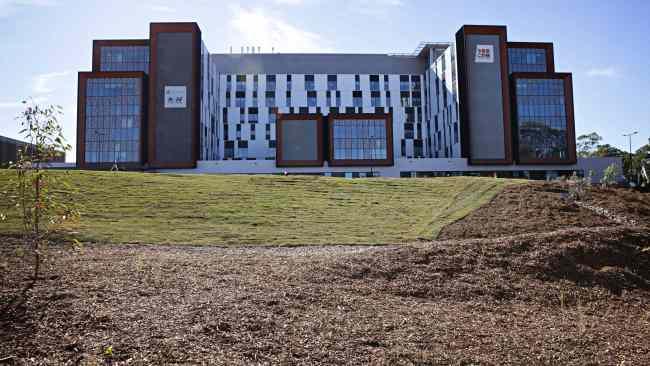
[0, 171, 510, 245]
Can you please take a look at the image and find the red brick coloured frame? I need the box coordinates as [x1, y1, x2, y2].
[328, 112, 394, 167]
[92, 39, 150, 72]
[507, 42, 555, 73]
[148, 22, 201, 169]
[275, 113, 324, 167]
[76, 71, 147, 170]
[510, 72, 577, 165]
[456, 25, 514, 165]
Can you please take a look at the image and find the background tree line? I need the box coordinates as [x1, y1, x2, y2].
[577, 132, 650, 184]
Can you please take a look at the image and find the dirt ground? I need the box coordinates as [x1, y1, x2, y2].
[438, 181, 650, 240]
[1, 183, 649, 365]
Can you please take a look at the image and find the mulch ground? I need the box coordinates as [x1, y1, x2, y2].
[1, 183, 649, 365]
[438, 181, 650, 240]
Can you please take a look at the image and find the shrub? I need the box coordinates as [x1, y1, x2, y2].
[600, 164, 618, 188]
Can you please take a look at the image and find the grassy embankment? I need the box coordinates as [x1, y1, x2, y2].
[0, 171, 512, 245]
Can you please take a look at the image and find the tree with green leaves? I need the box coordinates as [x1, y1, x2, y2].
[1, 100, 78, 316]
[576, 132, 603, 157]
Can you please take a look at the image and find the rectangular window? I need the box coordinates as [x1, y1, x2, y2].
[355, 74, 360, 90]
[236, 74, 246, 92]
[286, 91, 292, 107]
[224, 141, 234, 159]
[508, 48, 548, 73]
[331, 118, 388, 161]
[370, 75, 380, 92]
[99, 46, 149, 74]
[353, 91, 362, 107]
[268, 108, 277, 124]
[336, 91, 341, 107]
[286, 74, 292, 90]
[327, 75, 337, 91]
[400, 91, 410, 107]
[411, 75, 421, 91]
[266, 75, 276, 91]
[307, 91, 317, 107]
[515, 78, 568, 160]
[235, 91, 245, 108]
[371, 91, 381, 107]
[305, 74, 315, 91]
[83, 77, 142, 163]
[238, 140, 248, 159]
[265, 91, 275, 107]
[326, 91, 332, 107]
[386, 91, 391, 107]
[399, 75, 409, 91]
[248, 107, 258, 123]
[404, 123, 414, 139]
[252, 91, 258, 107]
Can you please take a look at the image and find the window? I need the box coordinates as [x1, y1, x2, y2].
[411, 75, 421, 91]
[266, 75, 276, 91]
[355, 74, 360, 90]
[400, 91, 410, 107]
[326, 91, 332, 107]
[305, 74, 315, 91]
[336, 91, 341, 107]
[226, 74, 232, 91]
[414, 139, 423, 158]
[238, 140, 248, 159]
[268, 140, 276, 148]
[250, 124, 256, 140]
[268, 108, 277, 124]
[100, 46, 149, 73]
[286, 74, 292, 90]
[399, 75, 409, 91]
[224, 141, 234, 159]
[383, 75, 389, 91]
[265, 91, 275, 107]
[235, 91, 245, 108]
[515, 78, 568, 160]
[353, 91, 362, 107]
[327, 75, 337, 91]
[509, 48, 547, 73]
[253, 74, 259, 91]
[371, 91, 381, 107]
[286, 91, 292, 107]
[405, 107, 415, 123]
[454, 122, 459, 143]
[252, 91, 258, 107]
[412, 91, 421, 106]
[307, 91, 317, 107]
[248, 107, 258, 123]
[236, 74, 246, 91]
[386, 91, 391, 107]
[225, 91, 231, 107]
[84, 77, 142, 163]
[404, 123, 414, 139]
[370, 75, 380, 91]
[299, 107, 309, 114]
[332, 118, 388, 161]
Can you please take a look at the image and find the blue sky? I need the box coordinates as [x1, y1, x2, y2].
[0, 0, 648, 161]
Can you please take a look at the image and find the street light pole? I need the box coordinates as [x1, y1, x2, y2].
[623, 131, 638, 183]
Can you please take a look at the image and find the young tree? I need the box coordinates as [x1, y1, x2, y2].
[1, 100, 77, 315]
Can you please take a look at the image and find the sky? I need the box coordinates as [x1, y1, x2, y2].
[0, 0, 648, 162]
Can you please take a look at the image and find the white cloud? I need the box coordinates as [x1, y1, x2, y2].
[586, 67, 619, 78]
[32, 70, 71, 94]
[229, 6, 332, 53]
[150, 4, 175, 12]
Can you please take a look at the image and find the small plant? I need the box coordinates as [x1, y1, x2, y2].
[1, 99, 78, 315]
[566, 171, 593, 203]
[600, 164, 618, 188]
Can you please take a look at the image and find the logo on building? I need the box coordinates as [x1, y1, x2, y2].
[164, 86, 187, 108]
[475, 44, 494, 63]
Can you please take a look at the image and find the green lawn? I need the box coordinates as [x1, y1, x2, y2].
[0, 171, 512, 245]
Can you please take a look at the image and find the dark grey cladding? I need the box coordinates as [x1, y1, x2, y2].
[210, 53, 427, 75]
